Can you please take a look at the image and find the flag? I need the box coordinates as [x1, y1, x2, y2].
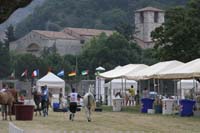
[21, 69, 28, 77]
[81, 70, 89, 76]
[95, 71, 100, 76]
[57, 70, 64, 77]
[68, 71, 76, 77]
[10, 70, 15, 79]
[32, 69, 39, 77]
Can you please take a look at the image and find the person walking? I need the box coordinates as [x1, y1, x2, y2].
[41, 85, 49, 117]
[68, 88, 81, 121]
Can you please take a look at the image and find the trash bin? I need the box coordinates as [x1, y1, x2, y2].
[15, 105, 34, 120]
[12, 102, 24, 115]
[112, 98, 123, 111]
[179, 99, 195, 116]
[162, 99, 174, 115]
[141, 98, 154, 113]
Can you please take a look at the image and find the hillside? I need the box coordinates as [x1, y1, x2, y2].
[15, 0, 188, 38]
[0, 0, 46, 31]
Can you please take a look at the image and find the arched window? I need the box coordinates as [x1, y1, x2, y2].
[26, 43, 40, 52]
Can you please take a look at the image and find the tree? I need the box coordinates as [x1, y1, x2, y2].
[79, 32, 142, 78]
[151, 0, 200, 62]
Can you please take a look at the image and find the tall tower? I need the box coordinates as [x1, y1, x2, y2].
[134, 7, 165, 49]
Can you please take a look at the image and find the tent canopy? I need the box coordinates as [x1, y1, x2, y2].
[99, 64, 148, 79]
[37, 72, 65, 95]
[104, 78, 137, 89]
[158, 58, 200, 79]
[126, 60, 184, 80]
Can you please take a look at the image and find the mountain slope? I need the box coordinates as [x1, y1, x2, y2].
[0, 0, 46, 31]
[15, 0, 188, 38]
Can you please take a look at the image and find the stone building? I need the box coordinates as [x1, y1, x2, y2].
[10, 28, 113, 56]
[134, 7, 165, 49]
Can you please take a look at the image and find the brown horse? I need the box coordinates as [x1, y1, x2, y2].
[0, 91, 15, 120]
[32, 87, 52, 116]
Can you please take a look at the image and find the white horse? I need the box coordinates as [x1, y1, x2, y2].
[83, 85, 96, 122]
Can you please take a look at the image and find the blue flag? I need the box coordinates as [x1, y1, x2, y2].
[57, 70, 64, 77]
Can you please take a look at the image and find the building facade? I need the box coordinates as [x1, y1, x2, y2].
[10, 28, 113, 56]
[134, 7, 165, 49]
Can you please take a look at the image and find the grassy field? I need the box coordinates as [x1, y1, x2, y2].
[0, 106, 200, 133]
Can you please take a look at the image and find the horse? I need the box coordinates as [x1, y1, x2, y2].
[32, 86, 52, 116]
[115, 90, 131, 106]
[0, 91, 15, 120]
[32, 87, 42, 116]
[83, 85, 96, 122]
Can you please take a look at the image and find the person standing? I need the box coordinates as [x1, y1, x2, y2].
[128, 85, 135, 106]
[68, 88, 81, 121]
[41, 85, 49, 117]
[143, 88, 149, 98]
[59, 88, 63, 109]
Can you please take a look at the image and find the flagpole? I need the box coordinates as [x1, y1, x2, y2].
[75, 55, 78, 90]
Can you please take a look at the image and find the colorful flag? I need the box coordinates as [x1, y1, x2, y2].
[32, 69, 39, 77]
[57, 70, 64, 77]
[68, 71, 76, 77]
[21, 69, 28, 77]
[81, 70, 89, 76]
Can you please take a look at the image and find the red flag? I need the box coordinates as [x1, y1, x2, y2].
[21, 69, 28, 77]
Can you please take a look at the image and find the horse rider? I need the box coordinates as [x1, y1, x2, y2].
[41, 85, 49, 117]
[68, 88, 81, 121]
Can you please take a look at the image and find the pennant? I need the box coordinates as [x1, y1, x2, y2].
[57, 70, 64, 77]
[81, 70, 89, 76]
[32, 69, 39, 77]
[68, 71, 76, 77]
[21, 69, 28, 77]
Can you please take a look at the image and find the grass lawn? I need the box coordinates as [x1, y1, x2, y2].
[0, 106, 200, 133]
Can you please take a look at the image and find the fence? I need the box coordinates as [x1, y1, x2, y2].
[9, 122, 24, 133]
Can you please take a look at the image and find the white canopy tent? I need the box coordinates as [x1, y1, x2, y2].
[99, 64, 148, 79]
[177, 80, 200, 99]
[157, 58, 200, 79]
[126, 60, 184, 80]
[37, 72, 65, 96]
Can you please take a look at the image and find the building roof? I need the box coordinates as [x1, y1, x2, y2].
[135, 7, 164, 12]
[32, 30, 76, 40]
[63, 27, 113, 37]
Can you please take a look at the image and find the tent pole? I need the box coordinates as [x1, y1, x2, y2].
[180, 79, 182, 99]
[110, 80, 112, 106]
[153, 78, 156, 92]
[193, 78, 196, 100]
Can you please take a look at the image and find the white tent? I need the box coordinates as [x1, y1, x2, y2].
[158, 58, 200, 79]
[99, 64, 148, 79]
[37, 72, 65, 96]
[104, 78, 137, 106]
[177, 80, 200, 99]
[126, 60, 184, 80]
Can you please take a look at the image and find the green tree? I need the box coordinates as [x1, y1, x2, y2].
[79, 32, 142, 78]
[151, 0, 200, 62]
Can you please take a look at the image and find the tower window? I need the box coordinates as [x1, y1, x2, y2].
[154, 12, 159, 23]
[140, 12, 144, 23]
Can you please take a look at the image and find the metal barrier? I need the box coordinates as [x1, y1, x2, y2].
[9, 122, 24, 133]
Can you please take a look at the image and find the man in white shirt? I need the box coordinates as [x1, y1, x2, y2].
[68, 88, 81, 121]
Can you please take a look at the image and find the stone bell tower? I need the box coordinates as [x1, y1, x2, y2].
[134, 7, 165, 49]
